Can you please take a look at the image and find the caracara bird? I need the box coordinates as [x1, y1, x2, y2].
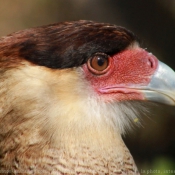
[0, 20, 175, 174]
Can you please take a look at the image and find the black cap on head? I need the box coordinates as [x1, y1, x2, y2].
[0, 20, 138, 69]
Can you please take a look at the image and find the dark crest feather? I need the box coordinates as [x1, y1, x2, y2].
[0, 20, 137, 69]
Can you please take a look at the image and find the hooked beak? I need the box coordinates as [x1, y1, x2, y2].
[144, 61, 175, 105]
[99, 60, 175, 106]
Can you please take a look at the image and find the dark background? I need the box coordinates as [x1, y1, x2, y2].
[1, 1, 175, 174]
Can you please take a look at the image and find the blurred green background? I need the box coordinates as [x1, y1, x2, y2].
[0, 1, 175, 174]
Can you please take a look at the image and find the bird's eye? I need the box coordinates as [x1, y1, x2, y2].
[87, 53, 110, 75]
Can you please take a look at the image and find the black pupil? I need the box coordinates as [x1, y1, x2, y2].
[97, 57, 105, 66]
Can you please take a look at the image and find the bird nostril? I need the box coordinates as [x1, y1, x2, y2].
[147, 57, 155, 69]
[148, 58, 153, 68]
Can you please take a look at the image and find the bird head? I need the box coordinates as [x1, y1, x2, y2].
[0, 20, 175, 147]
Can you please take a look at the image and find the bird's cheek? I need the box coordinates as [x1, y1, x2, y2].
[82, 64, 143, 102]
[82, 49, 159, 102]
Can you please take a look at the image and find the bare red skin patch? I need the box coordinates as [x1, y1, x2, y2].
[83, 48, 158, 102]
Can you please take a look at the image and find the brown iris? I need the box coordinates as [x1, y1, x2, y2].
[88, 53, 109, 75]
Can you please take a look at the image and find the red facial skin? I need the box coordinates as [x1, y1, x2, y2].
[83, 48, 158, 102]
